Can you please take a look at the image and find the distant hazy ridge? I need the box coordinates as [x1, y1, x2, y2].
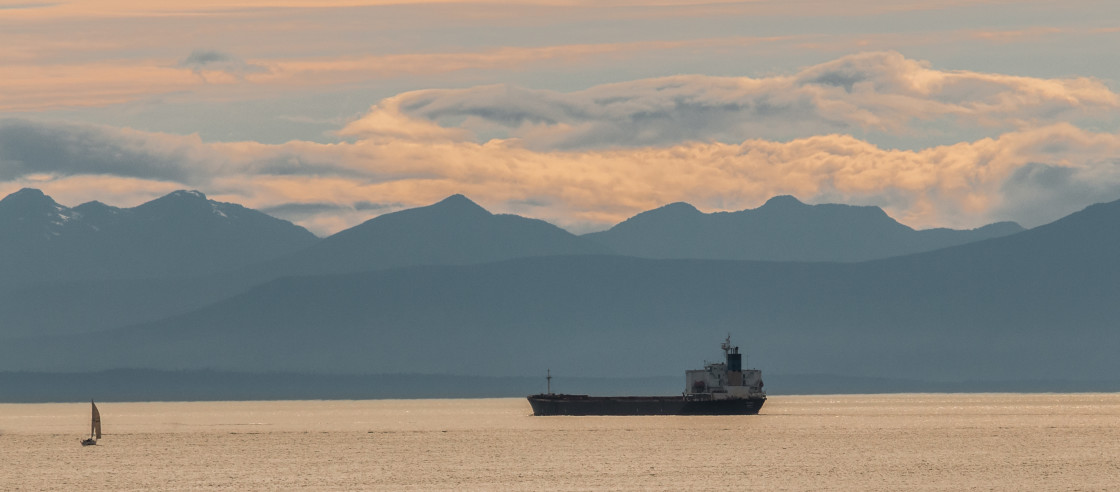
[584, 195, 1023, 262]
[5, 188, 1117, 396]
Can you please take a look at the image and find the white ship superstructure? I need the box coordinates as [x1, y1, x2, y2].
[685, 336, 765, 400]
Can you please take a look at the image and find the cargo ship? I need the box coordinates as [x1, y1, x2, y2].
[527, 336, 765, 416]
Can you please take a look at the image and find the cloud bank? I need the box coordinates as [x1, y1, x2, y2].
[341, 52, 1119, 150]
[3, 122, 1119, 236]
[3, 53, 1120, 236]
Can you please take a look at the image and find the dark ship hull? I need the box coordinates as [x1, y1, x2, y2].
[527, 394, 765, 416]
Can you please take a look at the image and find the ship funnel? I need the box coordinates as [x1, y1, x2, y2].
[727, 349, 742, 372]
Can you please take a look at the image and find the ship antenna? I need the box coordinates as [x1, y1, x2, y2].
[547, 369, 552, 395]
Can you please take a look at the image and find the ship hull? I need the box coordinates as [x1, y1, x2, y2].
[527, 394, 765, 416]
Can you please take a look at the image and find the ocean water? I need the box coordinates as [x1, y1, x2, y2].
[2, 394, 1119, 490]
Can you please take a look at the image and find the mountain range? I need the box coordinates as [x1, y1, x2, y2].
[0, 189, 1023, 339]
[255, 194, 611, 278]
[0, 188, 318, 288]
[2, 194, 1117, 381]
[0, 188, 1024, 290]
[3, 187, 1116, 396]
[583, 195, 1023, 262]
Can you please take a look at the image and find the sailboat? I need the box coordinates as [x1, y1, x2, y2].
[80, 400, 101, 446]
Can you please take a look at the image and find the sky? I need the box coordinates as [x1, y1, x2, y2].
[2, 0, 1119, 236]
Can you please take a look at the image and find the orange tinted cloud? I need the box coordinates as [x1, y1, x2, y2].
[340, 52, 1119, 150]
[0, 37, 790, 112]
[7, 117, 1119, 235]
[0, 0, 1023, 19]
[5, 48, 1120, 234]
[1, 63, 199, 111]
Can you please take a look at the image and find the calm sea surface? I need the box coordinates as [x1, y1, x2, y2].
[2, 394, 1118, 490]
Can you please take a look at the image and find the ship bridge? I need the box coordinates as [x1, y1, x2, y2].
[685, 336, 764, 400]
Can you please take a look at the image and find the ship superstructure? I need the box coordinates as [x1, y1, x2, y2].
[684, 336, 765, 401]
